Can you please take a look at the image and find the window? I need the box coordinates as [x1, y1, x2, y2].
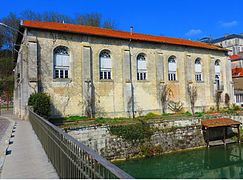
[215, 60, 221, 89]
[54, 46, 70, 79]
[236, 94, 243, 103]
[99, 50, 112, 80]
[215, 60, 220, 75]
[168, 56, 176, 81]
[137, 53, 147, 80]
[195, 58, 202, 81]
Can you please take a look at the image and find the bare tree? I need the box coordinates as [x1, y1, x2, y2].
[215, 91, 222, 112]
[21, 10, 73, 24]
[0, 34, 3, 49]
[0, 12, 20, 50]
[103, 20, 116, 29]
[20, 10, 42, 21]
[225, 93, 230, 108]
[160, 84, 173, 114]
[75, 13, 102, 27]
[187, 84, 198, 115]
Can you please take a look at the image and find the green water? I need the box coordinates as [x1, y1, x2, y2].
[116, 144, 243, 179]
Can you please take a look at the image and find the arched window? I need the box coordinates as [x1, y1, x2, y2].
[168, 56, 176, 81]
[54, 46, 70, 79]
[137, 53, 147, 80]
[215, 60, 220, 74]
[215, 60, 221, 89]
[99, 50, 112, 80]
[195, 58, 202, 81]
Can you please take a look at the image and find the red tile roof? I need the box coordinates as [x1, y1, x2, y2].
[232, 67, 243, 77]
[202, 118, 241, 128]
[229, 54, 241, 59]
[21, 20, 226, 52]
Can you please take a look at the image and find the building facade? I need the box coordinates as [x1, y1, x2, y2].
[211, 34, 243, 55]
[14, 20, 233, 119]
[230, 54, 243, 106]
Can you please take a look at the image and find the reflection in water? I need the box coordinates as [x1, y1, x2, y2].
[116, 144, 243, 179]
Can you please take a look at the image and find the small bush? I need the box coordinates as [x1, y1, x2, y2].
[28, 93, 51, 118]
[144, 112, 159, 119]
[109, 119, 153, 142]
[65, 116, 88, 121]
[208, 106, 216, 112]
[195, 112, 205, 117]
[140, 143, 163, 157]
[184, 111, 192, 117]
[232, 104, 240, 111]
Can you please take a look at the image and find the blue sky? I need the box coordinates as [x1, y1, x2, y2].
[1, 0, 242, 40]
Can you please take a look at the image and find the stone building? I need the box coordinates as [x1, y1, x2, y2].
[230, 54, 243, 106]
[14, 20, 233, 119]
[210, 34, 243, 55]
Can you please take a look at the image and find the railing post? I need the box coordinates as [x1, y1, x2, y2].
[28, 108, 133, 179]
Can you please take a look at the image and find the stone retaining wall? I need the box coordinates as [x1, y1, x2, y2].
[68, 120, 205, 160]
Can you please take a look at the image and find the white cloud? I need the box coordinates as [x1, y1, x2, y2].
[185, 29, 202, 36]
[220, 20, 238, 28]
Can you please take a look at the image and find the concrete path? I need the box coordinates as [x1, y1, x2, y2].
[0, 114, 14, 176]
[0, 112, 59, 179]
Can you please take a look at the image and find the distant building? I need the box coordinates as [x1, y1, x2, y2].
[210, 34, 243, 55]
[14, 20, 233, 119]
[205, 34, 243, 106]
[230, 54, 243, 106]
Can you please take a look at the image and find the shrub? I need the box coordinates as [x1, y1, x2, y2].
[232, 104, 240, 111]
[195, 112, 205, 117]
[144, 112, 159, 119]
[184, 111, 192, 117]
[109, 119, 153, 142]
[28, 93, 51, 118]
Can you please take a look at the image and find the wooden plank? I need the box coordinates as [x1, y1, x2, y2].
[202, 118, 241, 128]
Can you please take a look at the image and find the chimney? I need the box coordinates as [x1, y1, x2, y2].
[130, 26, 133, 36]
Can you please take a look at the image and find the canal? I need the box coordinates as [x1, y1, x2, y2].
[116, 143, 243, 179]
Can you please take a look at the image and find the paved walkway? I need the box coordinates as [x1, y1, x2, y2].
[0, 117, 10, 143]
[0, 112, 59, 179]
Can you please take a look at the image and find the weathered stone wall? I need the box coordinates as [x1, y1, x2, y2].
[68, 120, 205, 160]
[14, 27, 234, 119]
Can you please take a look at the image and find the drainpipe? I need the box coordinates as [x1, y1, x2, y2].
[129, 26, 135, 119]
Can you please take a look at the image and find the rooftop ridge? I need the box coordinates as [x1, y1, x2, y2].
[21, 20, 226, 52]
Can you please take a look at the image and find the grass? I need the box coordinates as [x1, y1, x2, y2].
[49, 108, 241, 129]
[50, 115, 138, 129]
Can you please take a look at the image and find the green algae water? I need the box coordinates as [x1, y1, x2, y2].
[116, 144, 243, 179]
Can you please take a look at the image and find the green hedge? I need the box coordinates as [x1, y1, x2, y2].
[28, 93, 51, 118]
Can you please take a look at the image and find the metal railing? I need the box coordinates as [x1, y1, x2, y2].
[29, 109, 133, 179]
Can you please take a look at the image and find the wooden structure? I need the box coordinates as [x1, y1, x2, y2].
[202, 118, 241, 147]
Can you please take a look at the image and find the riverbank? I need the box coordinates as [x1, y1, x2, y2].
[63, 113, 243, 161]
[67, 119, 205, 160]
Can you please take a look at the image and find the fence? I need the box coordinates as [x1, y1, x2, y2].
[29, 109, 133, 179]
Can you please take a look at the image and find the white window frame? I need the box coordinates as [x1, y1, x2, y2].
[215, 60, 221, 76]
[195, 58, 203, 82]
[137, 53, 147, 80]
[54, 46, 70, 79]
[99, 50, 112, 80]
[168, 56, 177, 81]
